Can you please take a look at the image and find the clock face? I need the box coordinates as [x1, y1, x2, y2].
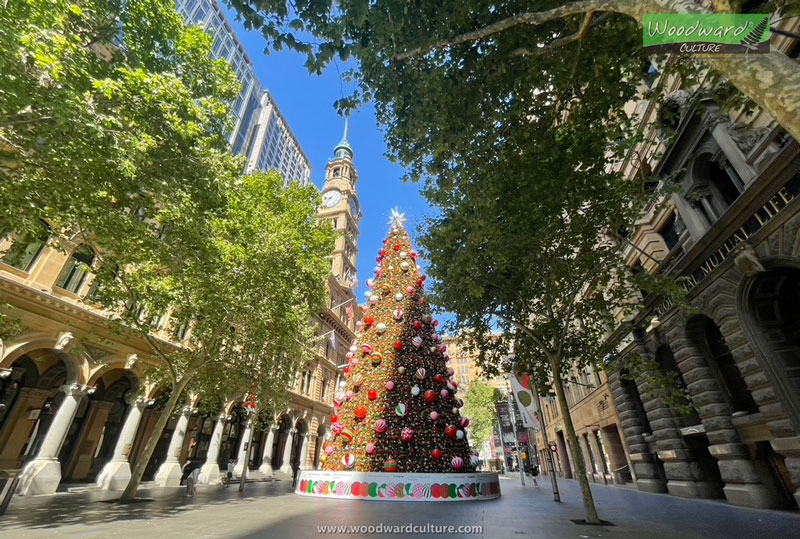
[349, 196, 359, 216]
[322, 190, 343, 208]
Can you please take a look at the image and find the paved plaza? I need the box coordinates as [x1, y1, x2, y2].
[1, 476, 799, 538]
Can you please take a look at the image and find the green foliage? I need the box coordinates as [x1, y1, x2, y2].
[0, 0, 240, 254]
[92, 171, 335, 406]
[461, 380, 501, 448]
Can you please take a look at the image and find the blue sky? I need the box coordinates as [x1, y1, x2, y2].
[220, 5, 436, 304]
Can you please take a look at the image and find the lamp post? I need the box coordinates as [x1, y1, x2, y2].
[535, 390, 561, 502]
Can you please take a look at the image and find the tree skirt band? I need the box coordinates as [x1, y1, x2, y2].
[295, 471, 500, 501]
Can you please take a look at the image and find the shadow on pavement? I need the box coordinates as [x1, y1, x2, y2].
[0, 481, 295, 531]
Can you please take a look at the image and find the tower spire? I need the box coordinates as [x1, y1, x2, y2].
[333, 114, 354, 160]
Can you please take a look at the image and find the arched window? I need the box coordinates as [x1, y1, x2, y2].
[2, 220, 50, 272]
[699, 317, 758, 414]
[655, 344, 701, 426]
[57, 246, 95, 293]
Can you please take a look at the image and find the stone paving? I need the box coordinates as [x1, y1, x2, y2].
[1, 475, 799, 538]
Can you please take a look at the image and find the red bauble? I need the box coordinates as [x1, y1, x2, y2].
[344, 366, 351, 375]
[355, 406, 368, 420]
[445, 425, 458, 439]
[424, 390, 437, 404]
[331, 416, 339, 423]
[379, 249, 387, 257]
[364, 316, 375, 327]
[435, 374, 444, 384]
[431, 449, 443, 460]
[394, 244, 401, 251]
[394, 341, 404, 351]
[368, 390, 378, 401]
[411, 252, 418, 260]
[413, 321, 423, 331]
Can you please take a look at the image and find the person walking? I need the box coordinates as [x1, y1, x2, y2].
[183, 461, 199, 497]
[532, 464, 540, 487]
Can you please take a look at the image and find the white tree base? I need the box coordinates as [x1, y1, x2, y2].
[16, 458, 63, 496]
[258, 462, 273, 476]
[197, 462, 221, 485]
[96, 460, 132, 490]
[153, 461, 182, 487]
[295, 471, 501, 501]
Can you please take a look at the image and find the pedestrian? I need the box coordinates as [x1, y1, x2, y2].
[532, 464, 540, 487]
[182, 461, 198, 496]
[226, 458, 235, 487]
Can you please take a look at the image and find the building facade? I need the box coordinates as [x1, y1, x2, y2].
[176, 0, 312, 186]
[0, 129, 360, 494]
[534, 367, 634, 487]
[607, 17, 800, 510]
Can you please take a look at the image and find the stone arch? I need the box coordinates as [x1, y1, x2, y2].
[86, 354, 147, 389]
[736, 259, 800, 434]
[1, 332, 87, 385]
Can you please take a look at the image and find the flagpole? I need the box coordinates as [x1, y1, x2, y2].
[330, 297, 355, 311]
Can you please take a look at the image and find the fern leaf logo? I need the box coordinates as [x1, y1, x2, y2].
[740, 17, 768, 53]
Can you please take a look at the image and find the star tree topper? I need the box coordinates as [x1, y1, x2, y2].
[389, 207, 408, 230]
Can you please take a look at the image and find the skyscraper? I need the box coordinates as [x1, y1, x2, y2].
[175, 0, 311, 186]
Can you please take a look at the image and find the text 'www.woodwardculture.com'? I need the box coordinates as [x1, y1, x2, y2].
[317, 524, 484, 534]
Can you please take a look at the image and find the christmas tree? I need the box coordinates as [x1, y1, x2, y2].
[322, 210, 477, 474]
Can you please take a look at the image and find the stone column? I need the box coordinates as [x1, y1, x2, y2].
[153, 405, 193, 487]
[16, 384, 92, 495]
[279, 428, 295, 474]
[298, 433, 311, 471]
[233, 414, 255, 476]
[96, 396, 151, 490]
[610, 336, 668, 493]
[198, 412, 226, 485]
[258, 426, 276, 475]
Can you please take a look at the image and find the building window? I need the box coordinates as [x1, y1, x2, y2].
[2, 221, 50, 272]
[301, 371, 313, 395]
[173, 318, 191, 342]
[57, 246, 95, 294]
[658, 212, 683, 251]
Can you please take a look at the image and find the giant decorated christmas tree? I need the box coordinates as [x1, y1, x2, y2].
[321, 211, 476, 474]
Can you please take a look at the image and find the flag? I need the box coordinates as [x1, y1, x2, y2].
[346, 303, 354, 322]
[329, 331, 337, 350]
[509, 372, 540, 429]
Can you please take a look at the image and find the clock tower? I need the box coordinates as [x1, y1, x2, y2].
[319, 118, 361, 292]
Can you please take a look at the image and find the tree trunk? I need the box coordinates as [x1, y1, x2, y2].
[702, 52, 800, 142]
[549, 354, 601, 524]
[119, 381, 186, 502]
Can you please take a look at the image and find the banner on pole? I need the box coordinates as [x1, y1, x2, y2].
[509, 372, 540, 429]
